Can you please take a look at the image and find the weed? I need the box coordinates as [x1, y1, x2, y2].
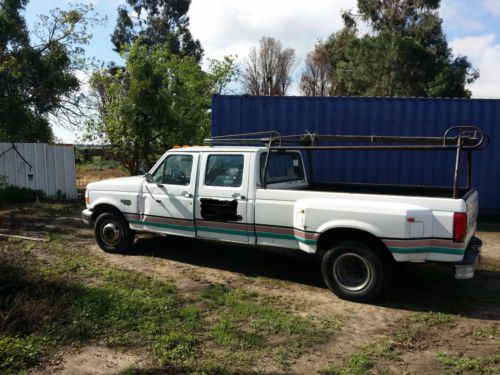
[414, 311, 456, 326]
[437, 352, 500, 374]
[324, 341, 400, 375]
[153, 332, 199, 366]
[324, 352, 374, 375]
[392, 312, 456, 351]
[201, 284, 331, 368]
[0, 235, 195, 373]
[0, 335, 44, 371]
[472, 326, 500, 344]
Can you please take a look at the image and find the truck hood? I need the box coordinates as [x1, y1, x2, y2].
[87, 175, 144, 192]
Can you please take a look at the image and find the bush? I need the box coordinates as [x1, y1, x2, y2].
[0, 185, 45, 203]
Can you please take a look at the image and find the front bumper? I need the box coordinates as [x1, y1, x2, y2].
[82, 208, 93, 227]
[454, 237, 482, 280]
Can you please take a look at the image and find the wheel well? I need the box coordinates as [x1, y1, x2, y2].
[91, 204, 124, 225]
[316, 228, 393, 261]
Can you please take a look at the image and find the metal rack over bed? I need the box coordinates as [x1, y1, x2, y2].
[204, 126, 487, 198]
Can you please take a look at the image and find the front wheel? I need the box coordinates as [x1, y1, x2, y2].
[321, 241, 386, 302]
[94, 212, 135, 253]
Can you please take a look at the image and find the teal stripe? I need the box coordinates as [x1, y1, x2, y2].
[130, 218, 318, 244]
[295, 236, 317, 245]
[389, 246, 464, 255]
[197, 226, 249, 236]
[256, 231, 317, 245]
[129, 219, 195, 232]
[256, 231, 296, 241]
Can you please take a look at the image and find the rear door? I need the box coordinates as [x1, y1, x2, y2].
[195, 152, 251, 244]
[140, 152, 198, 237]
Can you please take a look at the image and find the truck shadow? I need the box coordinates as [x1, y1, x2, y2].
[130, 235, 500, 321]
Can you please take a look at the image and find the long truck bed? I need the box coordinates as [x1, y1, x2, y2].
[301, 182, 472, 199]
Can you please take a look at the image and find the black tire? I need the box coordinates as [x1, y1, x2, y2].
[321, 241, 386, 302]
[94, 211, 135, 253]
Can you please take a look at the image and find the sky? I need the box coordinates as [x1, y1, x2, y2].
[23, 0, 500, 143]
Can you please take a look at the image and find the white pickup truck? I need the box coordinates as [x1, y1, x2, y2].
[82, 129, 483, 301]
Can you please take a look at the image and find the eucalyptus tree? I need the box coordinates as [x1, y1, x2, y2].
[111, 0, 203, 62]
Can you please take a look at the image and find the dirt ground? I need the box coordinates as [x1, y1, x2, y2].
[1, 203, 499, 374]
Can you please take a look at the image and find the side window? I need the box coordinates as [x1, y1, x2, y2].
[205, 155, 244, 187]
[152, 155, 193, 185]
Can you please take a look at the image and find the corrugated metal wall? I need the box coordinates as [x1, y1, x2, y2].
[212, 95, 500, 212]
[0, 143, 77, 199]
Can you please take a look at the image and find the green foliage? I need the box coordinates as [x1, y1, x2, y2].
[89, 40, 236, 174]
[0, 335, 43, 371]
[437, 352, 500, 374]
[0, 237, 190, 373]
[152, 332, 199, 366]
[111, 0, 203, 62]
[302, 0, 478, 98]
[201, 284, 330, 367]
[323, 340, 401, 375]
[472, 326, 500, 344]
[0, 0, 102, 142]
[324, 350, 375, 375]
[0, 185, 45, 203]
[413, 311, 455, 326]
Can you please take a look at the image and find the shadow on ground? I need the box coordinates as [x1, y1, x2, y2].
[129, 235, 500, 321]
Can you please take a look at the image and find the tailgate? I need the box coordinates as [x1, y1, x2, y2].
[464, 190, 479, 245]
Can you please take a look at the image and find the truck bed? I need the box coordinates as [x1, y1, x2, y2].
[299, 182, 472, 199]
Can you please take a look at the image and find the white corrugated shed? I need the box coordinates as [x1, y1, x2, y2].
[0, 143, 77, 199]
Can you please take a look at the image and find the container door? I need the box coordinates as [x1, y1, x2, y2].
[195, 152, 251, 244]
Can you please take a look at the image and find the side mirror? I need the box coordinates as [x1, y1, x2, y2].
[144, 172, 153, 183]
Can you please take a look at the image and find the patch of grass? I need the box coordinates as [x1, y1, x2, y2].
[414, 311, 456, 326]
[392, 312, 456, 351]
[0, 236, 200, 373]
[324, 351, 374, 375]
[324, 312, 458, 375]
[472, 326, 499, 344]
[0, 335, 44, 372]
[437, 352, 500, 374]
[152, 332, 199, 366]
[323, 341, 400, 375]
[201, 284, 335, 368]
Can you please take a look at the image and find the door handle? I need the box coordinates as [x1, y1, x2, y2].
[181, 191, 193, 198]
[232, 193, 246, 200]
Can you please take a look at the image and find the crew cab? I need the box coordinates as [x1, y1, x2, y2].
[82, 129, 483, 301]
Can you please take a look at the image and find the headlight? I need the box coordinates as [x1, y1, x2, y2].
[85, 189, 90, 205]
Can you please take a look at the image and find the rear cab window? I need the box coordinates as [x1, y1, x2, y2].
[260, 152, 307, 188]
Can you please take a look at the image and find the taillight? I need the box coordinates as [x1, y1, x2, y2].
[453, 212, 467, 243]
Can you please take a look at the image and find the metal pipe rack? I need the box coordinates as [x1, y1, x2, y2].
[204, 126, 487, 198]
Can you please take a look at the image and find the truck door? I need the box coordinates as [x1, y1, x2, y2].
[195, 152, 251, 244]
[140, 152, 198, 237]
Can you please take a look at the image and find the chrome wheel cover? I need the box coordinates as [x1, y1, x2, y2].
[333, 252, 372, 292]
[100, 221, 122, 246]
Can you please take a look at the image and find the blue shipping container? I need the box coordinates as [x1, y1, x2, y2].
[211, 95, 500, 212]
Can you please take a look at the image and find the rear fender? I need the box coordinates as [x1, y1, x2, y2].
[316, 220, 382, 238]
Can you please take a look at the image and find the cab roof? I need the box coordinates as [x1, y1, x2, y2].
[168, 146, 267, 153]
